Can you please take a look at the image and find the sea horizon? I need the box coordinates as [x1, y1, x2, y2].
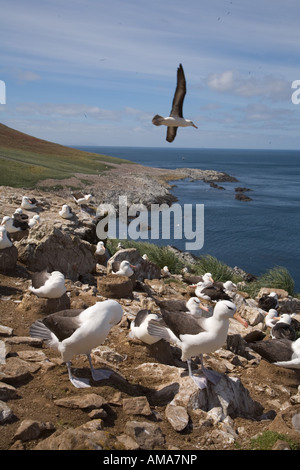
[75, 145, 300, 292]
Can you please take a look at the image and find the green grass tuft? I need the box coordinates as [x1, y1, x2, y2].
[190, 254, 242, 283]
[249, 430, 300, 450]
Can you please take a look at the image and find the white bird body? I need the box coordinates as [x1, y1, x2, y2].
[157, 116, 196, 128]
[274, 338, 300, 369]
[28, 214, 40, 228]
[223, 281, 237, 296]
[148, 300, 246, 361]
[30, 271, 66, 298]
[147, 300, 248, 388]
[164, 309, 233, 360]
[130, 310, 161, 345]
[186, 297, 210, 319]
[194, 273, 214, 298]
[57, 301, 123, 362]
[21, 196, 37, 210]
[113, 260, 135, 277]
[152, 64, 197, 143]
[73, 194, 92, 205]
[30, 299, 123, 387]
[0, 226, 13, 249]
[1, 216, 22, 233]
[265, 309, 280, 328]
[95, 241, 105, 255]
[59, 204, 74, 219]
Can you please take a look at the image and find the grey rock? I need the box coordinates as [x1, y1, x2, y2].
[124, 420, 165, 450]
[54, 393, 107, 410]
[122, 396, 152, 416]
[0, 356, 40, 384]
[16, 224, 96, 281]
[0, 340, 6, 365]
[0, 325, 13, 337]
[0, 381, 18, 401]
[34, 426, 120, 450]
[107, 248, 161, 281]
[0, 245, 18, 273]
[14, 419, 55, 442]
[165, 403, 189, 431]
[0, 400, 15, 424]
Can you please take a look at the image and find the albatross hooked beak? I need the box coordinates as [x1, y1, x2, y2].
[233, 311, 248, 328]
[192, 123, 198, 128]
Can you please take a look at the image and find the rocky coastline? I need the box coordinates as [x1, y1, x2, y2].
[35, 162, 238, 209]
[0, 182, 300, 451]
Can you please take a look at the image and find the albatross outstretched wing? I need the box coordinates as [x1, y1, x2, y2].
[170, 64, 186, 118]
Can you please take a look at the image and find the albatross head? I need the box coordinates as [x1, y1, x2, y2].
[186, 120, 198, 128]
[214, 300, 248, 327]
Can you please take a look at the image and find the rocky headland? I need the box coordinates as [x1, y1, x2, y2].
[0, 175, 300, 452]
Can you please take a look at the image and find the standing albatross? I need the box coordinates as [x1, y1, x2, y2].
[152, 64, 198, 142]
[147, 300, 248, 389]
[30, 300, 123, 388]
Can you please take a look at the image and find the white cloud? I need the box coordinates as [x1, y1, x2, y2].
[207, 70, 290, 102]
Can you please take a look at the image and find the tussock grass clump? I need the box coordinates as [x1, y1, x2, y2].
[258, 266, 295, 296]
[243, 266, 295, 298]
[106, 239, 184, 274]
[191, 254, 242, 283]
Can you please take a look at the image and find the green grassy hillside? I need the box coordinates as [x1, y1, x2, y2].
[0, 123, 133, 187]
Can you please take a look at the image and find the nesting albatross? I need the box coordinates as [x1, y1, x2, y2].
[29, 270, 66, 299]
[271, 314, 296, 341]
[30, 300, 124, 387]
[147, 300, 248, 389]
[152, 63, 198, 143]
[112, 260, 135, 277]
[0, 226, 12, 249]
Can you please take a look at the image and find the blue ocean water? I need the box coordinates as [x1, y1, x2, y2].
[75, 146, 300, 291]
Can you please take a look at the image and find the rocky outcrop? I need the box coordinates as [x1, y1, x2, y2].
[0, 246, 18, 273]
[107, 247, 161, 281]
[15, 223, 96, 281]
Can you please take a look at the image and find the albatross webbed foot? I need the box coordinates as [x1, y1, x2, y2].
[202, 366, 222, 386]
[191, 373, 208, 389]
[87, 354, 113, 382]
[67, 362, 91, 388]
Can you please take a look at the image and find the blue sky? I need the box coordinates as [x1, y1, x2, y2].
[1, 0, 300, 149]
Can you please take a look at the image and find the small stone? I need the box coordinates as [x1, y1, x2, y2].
[0, 400, 15, 424]
[122, 396, 152, 416]
[88, 409, 107, 420]
[272, 439, 291, 450]
[0, 341, 6, 365]
[14, 419, 55, 442]
[17, 350, 47, 362]
[5, 336, 43, 347]
[0, 381, 18, 401]
[117, 433, 139, 450]
[0, 325, 13, 337]
[0, 356, 39, 384]
[54, 393, 107, 410]
[165, 403, 189, 431]
[124, 420, 165, 450]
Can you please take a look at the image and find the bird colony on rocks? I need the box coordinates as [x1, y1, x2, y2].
[0, 187, 300, 451]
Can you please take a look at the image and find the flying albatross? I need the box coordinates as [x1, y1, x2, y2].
[30, 299, 124, 387]
[152, 63, 198, 142]
[147, 300, 248, 389]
